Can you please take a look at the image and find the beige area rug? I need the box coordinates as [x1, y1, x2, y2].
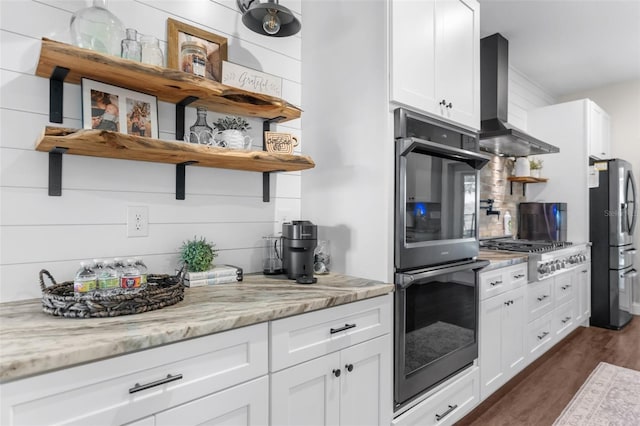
[553, 362, 640, 426]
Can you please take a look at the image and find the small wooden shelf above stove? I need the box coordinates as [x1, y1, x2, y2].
[507, 176, 548, 195]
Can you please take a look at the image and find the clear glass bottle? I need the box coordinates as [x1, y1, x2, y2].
[74, 261, 97, 295]
[120, 259, 143, 290]
[188, 107, 213, 145]
[121, 28, 141, 62]
[70, 0, 125, 56]
[140, 35, 164, 67]
[134, 257, 148, 286]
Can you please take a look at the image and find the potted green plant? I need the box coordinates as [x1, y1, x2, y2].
[529, 157, 543, 178]
[213, 116, 252, 149]
[179, 236, 218, 272]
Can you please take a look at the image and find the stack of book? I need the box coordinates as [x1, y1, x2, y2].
[182, 264, 243, 287]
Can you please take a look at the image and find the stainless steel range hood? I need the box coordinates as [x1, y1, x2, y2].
[480, 33, 559, 157]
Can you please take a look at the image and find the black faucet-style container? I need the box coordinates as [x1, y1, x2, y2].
[282, 221, 317, 284]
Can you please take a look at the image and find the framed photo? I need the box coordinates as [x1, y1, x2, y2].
[167, 18, 228, 82]
[81, 78, 159, 139]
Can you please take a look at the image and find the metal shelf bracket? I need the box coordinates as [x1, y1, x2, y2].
[48, 147, 68, 196]
[176, 161, 198, 200]
[49, 66, 70, 123]
[262, 116, 286, 202]
[175, 96, 199, 141]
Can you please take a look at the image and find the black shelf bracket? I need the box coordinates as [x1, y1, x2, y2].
[176, 161, 198, 200]
[509, 181, 527, 196]
[175, 96, 199, 141]
[48, 147, 68, 196]
[262, 116, 286, 202]
[49, 66, 70, 123]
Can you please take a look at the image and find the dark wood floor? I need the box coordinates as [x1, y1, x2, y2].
[456, 315, 640, 426]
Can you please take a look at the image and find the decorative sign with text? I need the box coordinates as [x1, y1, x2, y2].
[264, 132, 299, 154]
[221, 61, 282, 98]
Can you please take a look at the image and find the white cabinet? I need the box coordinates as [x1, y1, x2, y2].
[479, 285, 526, 400]
[390, 0, 480, 130]
[574, 264, 591, 325]
[270, 295, 393, 426]
[0, 323, 268, 426]
[588, 101, 611, 159]
[392, 366, 479, 426]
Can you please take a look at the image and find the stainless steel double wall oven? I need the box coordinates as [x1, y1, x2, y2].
[394, 108, 490, 411]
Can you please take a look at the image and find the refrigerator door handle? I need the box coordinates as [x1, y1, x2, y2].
[622, 269, 637, 279]
[626, 171, 637, 235]
[623, 248, 637, 255]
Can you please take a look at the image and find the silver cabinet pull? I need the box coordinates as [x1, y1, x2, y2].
[490, 280, 503, 286]
[435, 404, 458, 421]
[537, 331, 549, 340]
[129, 373, 183, 394]
[537, 294, 549, 301]
[562, 316, 571, 324]
[561, 285, 571, 290]
[513, 274, 525, 279]
[330, 323, 356, 334]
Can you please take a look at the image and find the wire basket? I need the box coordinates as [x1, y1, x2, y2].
[39, 268, 185, 318]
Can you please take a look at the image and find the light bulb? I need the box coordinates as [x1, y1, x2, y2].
[262, 9, 280, 35]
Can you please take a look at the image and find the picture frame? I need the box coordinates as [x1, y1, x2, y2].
[81, 78, 159, 139]
[167, 17, 228, 82]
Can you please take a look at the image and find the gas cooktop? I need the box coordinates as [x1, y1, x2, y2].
[480, 238, 573, 253]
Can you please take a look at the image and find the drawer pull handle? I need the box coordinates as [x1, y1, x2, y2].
[504, 300, 514, 306]
[537, 295, 549, 301]
[537, 331, 549, 340]
[333, 368, 341, 378]
[330, 323, 356, 334]
[561, 285, 571, 290]
[562, 316, 571, 324]
[582, 270, 588, 274]
[435, 404, 458, 421]
[129, 373, 183, 394]
[345, 363, 354, 372]
[514, 274, 525, 279]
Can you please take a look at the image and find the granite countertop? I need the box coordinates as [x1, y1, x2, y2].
[0, 273, 393, 383]
[478, 249, 529, 271]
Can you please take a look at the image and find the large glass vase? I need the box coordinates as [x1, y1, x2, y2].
[70, 0, 125, 56]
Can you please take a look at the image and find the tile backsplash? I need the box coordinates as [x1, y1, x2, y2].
[479, 156, 525, 238]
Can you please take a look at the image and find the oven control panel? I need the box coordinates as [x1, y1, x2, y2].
[532, 245, 591, 281]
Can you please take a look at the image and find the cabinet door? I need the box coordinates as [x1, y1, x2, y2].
[271, 352, 340, 426]
[479, 294, 505, 400]
[502, 286, 526, 378]
[155, 377, 268, 426]
[435, 0, 480, 129]
[589, 102, 610, 159]
[389, 0, 437, 113]
[574, 265, 591, 325]
[339, 335, 391, 426]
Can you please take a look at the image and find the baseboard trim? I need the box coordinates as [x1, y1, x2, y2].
[632, 302, 640, 316]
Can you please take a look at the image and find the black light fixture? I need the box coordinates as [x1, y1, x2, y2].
[236, 0, 301, 37]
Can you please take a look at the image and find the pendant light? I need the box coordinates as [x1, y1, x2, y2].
[237, 0, 301, 37]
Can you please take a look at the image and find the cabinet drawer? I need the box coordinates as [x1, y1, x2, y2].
[554, 273, 575, 305]
[526, 278, 554, 322]
[526, 312, 554, 363]
[1, 323, 268, 426]
[392, 366, 479, 426]
[554, 300, 575, 339]
[479, 269, 508, 300]
[270, 294, 392, 372]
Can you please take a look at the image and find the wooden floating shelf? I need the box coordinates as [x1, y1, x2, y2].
[507, 176, 548, 184]
[36, 38, 301, 123]
[36, 127, 315, 173]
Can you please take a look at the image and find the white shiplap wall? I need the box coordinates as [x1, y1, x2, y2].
[0, 0, 303, 302]
[507, 66, 557, 130]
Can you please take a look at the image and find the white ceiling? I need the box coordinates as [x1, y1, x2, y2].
[479, 0, 640, 98]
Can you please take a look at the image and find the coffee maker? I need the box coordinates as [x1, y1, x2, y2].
[282, 220, 317, 284]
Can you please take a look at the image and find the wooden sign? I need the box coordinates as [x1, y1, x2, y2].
[264, 132, 299, 154]
[222, 61, 282, 98]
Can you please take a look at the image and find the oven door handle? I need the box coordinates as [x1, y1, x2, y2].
[396, 260, 489, 289]
[399, 137, 491, 170]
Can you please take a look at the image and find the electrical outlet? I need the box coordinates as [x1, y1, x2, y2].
[127, 206, 149, 237]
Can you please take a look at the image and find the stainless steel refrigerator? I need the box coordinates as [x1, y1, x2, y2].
[589, 158, 637, 329]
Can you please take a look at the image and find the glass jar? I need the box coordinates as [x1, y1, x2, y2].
[70, 0, 125, 56]
[180, 41, 207, 77]
[141, 35, 164, 67]
[187, 107, 214, 145]
[121, 28, 141, 62]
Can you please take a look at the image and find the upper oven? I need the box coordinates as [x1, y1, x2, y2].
[395, 108, 491, 271]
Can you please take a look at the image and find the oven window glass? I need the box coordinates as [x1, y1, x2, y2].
[405, 151, 477, 244]
[403, 271, 476, 376]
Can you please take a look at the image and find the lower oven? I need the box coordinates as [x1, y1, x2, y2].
[394, 259, 488, 410]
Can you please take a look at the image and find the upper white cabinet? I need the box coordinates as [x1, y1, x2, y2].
[588, 101, 611, 159]
[390, 0, 480, 130]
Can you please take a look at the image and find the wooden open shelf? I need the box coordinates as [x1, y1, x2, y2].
[507, 176, 548, 196]
[36, 127, 315, 173]
[36, 38, 301, 123]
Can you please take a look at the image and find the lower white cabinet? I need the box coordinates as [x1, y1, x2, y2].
[271, 335, 391, 426]
[479, 285, 526, 400]
[0, 323, 268, 426]
[392, 366, 479, 426]
[575, 264, 591, 325]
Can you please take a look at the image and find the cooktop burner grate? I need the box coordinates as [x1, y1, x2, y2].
[480, 239, 573, 253]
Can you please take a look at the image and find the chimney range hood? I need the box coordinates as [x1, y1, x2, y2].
[479, 33, 559, 157]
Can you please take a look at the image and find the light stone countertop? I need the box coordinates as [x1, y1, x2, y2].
[0, 273, 394, 383]
[478, 249, 529, 271]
